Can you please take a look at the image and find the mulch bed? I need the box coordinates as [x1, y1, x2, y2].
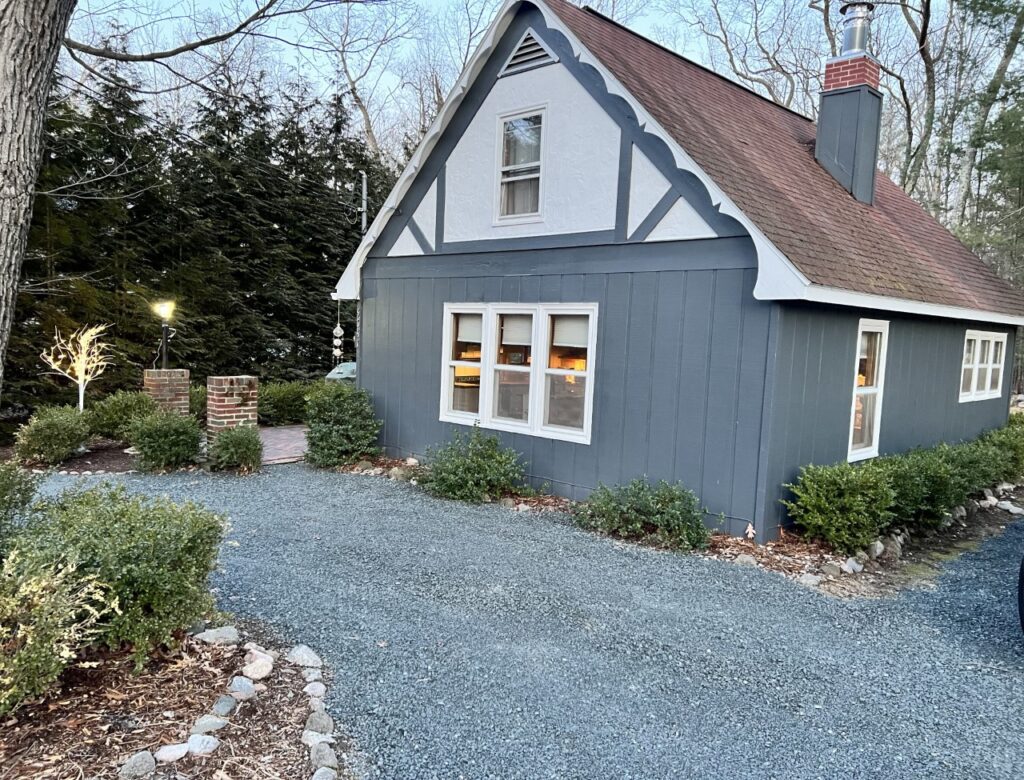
[0, 439, 137, 474]
[0, 632, 326, 779]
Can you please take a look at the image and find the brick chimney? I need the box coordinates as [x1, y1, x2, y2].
[815, 2, 882, 204]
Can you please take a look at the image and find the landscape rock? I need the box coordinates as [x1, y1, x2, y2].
[855, 550, 869, 564]
[734, 554, 757, 567]
[997, 482, 1015, 494]
[983, 488, 995, 499]
[194, 626, 239, 646]
[353, 460, 374, 472]
[821, 562, 842, 578]
[388, 466, 410, 481]
[242, 655, 274, 680]
[309, 697, 327, 712]
[303, 668, 323, 682]
[287, 644, 323, 668]
[882, 536, 903, 560]
[404, 457, 419, 466]
[154, 743, 189, 764]
[301, 729, 337, 747]
[840, 557, 864, 575]
[310, 742, 340, 770]
[867, 540, 884, 560]
[797, 573, 822, 587]
[311, 768, 338, 780]
[516, 503, 531, 512]
[211, 694, 237, 717]
[498, 497, 516, 509]
[186, 734, 220, 756]
[952, 505, 967, 521]
[997, 500, 1024, 515]
[304, 681, 327, 698]
[118, 750, 156, 778]
[306, 710, 335, 734]
[191, 714, 228, 734]
[228, 675, 257, 700]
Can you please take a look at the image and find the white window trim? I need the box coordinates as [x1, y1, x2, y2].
[959, 329, 1008, 403]
[439, 302, 598, 444]
[848, 318, 889, 462]
[493, 106, 546, 226]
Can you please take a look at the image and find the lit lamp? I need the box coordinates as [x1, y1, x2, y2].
[152, 300, 176, 369]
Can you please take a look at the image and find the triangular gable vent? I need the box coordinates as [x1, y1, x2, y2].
[500, 30, 556, 76]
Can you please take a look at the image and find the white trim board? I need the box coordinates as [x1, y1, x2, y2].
[333, 0, 1024, 329]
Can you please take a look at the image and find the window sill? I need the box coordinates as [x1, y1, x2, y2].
[959, 392, 1002, 404]
[848, 447, 878, 463]
[439, 412, 591, 445]
[493, 213, 544, 228]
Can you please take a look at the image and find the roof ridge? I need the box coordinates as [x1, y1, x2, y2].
[573, 3, 815, 125]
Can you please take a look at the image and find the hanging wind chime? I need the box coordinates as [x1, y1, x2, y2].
[332, 300, 344, 366]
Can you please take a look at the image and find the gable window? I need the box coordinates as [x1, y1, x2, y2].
[440, 303, 597, 443]
[498, 111, 543, 219]
[848, 319, 888, 461]
[960, 330, 1007, 402]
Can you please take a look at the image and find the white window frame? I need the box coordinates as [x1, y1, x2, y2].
[439, 302, 598, 444]
[494, 106, 546, 226]
[848, 318, 889, 462]
[959, 329, 1007, 403]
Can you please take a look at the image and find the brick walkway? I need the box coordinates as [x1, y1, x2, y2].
[260, 425, 308, 465]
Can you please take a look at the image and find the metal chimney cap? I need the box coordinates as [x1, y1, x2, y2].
[839, 2, 875, 56]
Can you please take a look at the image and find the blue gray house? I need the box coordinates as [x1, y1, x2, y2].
[334, 0, 1024, 540]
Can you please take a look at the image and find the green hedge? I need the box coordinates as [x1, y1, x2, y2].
[128, 412, 202, 471]
[88, 391, 157, 441]
[783, 422, 1024, 553]
[209, 426, 263, 473]
[421, 427, 524, 503]
[575, 478, 710, 551]
[20, 484, 225, 668]
[258, 380, 313, 426]
[305, 383, 381, 467]
[14, 406, 90, 465]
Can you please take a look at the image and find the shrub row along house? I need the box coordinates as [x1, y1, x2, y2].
[334, 0, 1024, 540]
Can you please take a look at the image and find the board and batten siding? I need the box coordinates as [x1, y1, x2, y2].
[358, 239, 772, 537]
[759, 302, 1015, 535]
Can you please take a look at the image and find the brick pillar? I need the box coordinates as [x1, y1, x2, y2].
[143, 369, 190, 415]
[207, 376, 259, 441]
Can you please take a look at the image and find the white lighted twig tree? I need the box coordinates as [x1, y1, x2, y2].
[40, 325, 113, 412]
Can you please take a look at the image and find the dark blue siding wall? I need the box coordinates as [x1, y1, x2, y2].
[759, 303, 1015, 535]
[359, 241, 773, 537]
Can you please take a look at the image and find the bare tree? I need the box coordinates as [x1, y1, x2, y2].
[0, 0, 374, 402]
[573, 0, 653, 24]
[307, 0, 417, 155]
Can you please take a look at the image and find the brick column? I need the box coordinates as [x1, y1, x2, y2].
[143, 369, 190, 415]
[207, 376, 259, 441]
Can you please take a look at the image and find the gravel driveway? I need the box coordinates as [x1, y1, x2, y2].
[43, 466, 1024, 779]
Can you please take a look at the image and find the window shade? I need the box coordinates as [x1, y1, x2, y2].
[501, 315, 532, 346]
[457, 314, 482, 343]
[552, 315, 588, 348]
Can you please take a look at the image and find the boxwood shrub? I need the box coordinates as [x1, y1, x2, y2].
[0, 463, 38, 551]
[305, 382, 381, 467]
[88, 390, 157, 441]
[258, 380, 311, 426]
[0, 551, 112, 714]
[575, 478, 710, 551]
[421, 427, 524, 502]
[128, 411, 202, 471]
[783, 463, 895, 553]
[209, 425, 263, 473]
[14, 406, 90, 465]
[784, 421, 1024, 552]
[21, 484, 225, 667]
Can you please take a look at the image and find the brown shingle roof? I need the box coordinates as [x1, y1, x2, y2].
[546, 0, 1024, 318]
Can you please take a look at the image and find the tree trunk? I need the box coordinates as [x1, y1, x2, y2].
[953, 6, 1024, 225]
[0, 0, 78, 403]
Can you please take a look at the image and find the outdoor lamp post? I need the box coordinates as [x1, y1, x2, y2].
[152, 300, 176, 369]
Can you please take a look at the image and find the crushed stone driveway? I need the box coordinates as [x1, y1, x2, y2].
[44, 465, 1024, 779]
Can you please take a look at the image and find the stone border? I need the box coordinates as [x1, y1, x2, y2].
[116, 626, 341, 780]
